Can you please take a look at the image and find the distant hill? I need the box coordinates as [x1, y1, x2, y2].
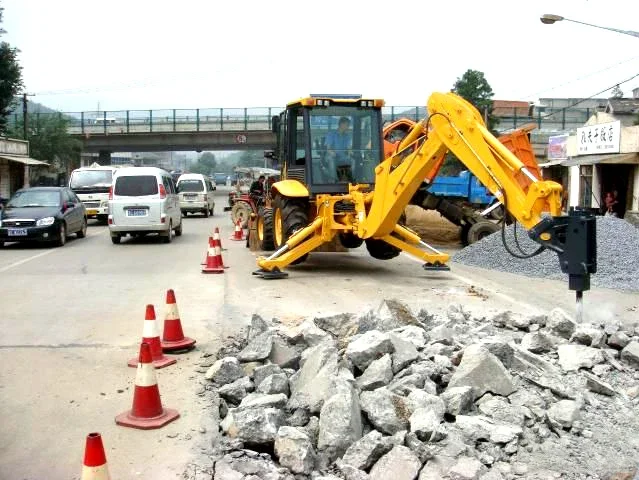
[9, 99, 59, 115]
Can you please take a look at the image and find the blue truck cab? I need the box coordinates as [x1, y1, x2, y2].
[428, 171, 495, 207]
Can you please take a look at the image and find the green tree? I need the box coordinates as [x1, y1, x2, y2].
[190, 151, 217, 175]
[610, 85, 623, 99]
[452, 69, 498, 131]
[440, 69, 499, 176]
[0, 4, 23, 134]
[8, 113, 82, 170]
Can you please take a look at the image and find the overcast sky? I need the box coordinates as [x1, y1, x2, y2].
[3, 0, 638, 113]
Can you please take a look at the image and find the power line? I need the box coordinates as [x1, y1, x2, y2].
[541, 71, 639, 118]
[520, 55, 639, 99]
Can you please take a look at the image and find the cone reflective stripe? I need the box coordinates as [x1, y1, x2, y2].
[81, 432, 111, 480]
[202, 236, 225, 273]
[116, 342, 180, 430]
[230, 219, 245, 241]
[127, 305, 176, 368]
[161, 289, 196, 352]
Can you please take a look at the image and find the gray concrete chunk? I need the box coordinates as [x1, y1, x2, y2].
[357, 354, 394, 391]
[318, 380, 362, 459]
[205, 357, 244, 385]
[222, 407, 284, 444]
[447, 344, 516, 399]
[441, 386, 474, 416]
[346, 330, 394, 371]
[546, 308, 577, 339]
[256, 373, 289, 395]
[252, 364, 283, 388]
[237, 331, 273, 362]
[369, 445, 422, 480]
[621, 341, 639, 368]
[274, 426, 316, 474]
[547, 400, 581, 429]
[360, 388, 411, 435]
[391, 325, 428, 350]
[341, 430, 391, 471]
[448, 456, 485, 480]
[288, 339, 339, 413]
[520, 332, 554, 354]
[389, 333, 420, 373]
[557, 344, 605, 371]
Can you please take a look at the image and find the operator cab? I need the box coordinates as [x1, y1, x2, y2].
[273, 95, 385, 195]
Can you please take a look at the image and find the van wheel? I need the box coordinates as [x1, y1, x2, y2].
[175, 220, 183, 236]
[111, 235, 121, 244]
[77, 218, 87, 238]
[203, 208, 210, 218]
[163, 221, 173, 243]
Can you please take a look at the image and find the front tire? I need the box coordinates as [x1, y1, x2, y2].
[203, 207, 210, 218]
[273, 196, 309, 265]
[257, 207, 275, 251]
[56, 223, 67, 247]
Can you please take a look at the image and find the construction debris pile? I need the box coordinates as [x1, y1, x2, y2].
[453, 216, 639, 292]
[201, 299, 639, 480]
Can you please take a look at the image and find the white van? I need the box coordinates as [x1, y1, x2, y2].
[108, 167, 182, 244]
[69, 163, 123, 222]
[176, 173, 216, 217]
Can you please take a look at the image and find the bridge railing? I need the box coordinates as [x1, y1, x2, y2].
[7, 106, 594, 136]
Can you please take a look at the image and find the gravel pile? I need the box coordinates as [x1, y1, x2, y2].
[453, 216, 639, 292]
[196, 299, 639, 479]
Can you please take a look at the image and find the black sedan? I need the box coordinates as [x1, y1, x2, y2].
[0, 187, 87, 247]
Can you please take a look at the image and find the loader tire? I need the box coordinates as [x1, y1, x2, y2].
[365, 238, 400, 260]
[466, 221, 499, 244]
[273, 196, 309, 265]
[231, 201, 251, 228]
[257, 207, 276, 251]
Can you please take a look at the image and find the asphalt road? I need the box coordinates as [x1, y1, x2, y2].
[1, 189, 637, 479]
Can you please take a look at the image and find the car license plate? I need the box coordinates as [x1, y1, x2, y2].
[126, 209, 147, 217]
[87, 209, 98, 215]
[8, 228, 27, 236]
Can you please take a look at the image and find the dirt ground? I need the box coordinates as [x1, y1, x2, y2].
[405, 205, 461, 245]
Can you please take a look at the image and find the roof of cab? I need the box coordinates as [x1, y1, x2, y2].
[176, 173, 207, 182]
[113, 166, 169, 177]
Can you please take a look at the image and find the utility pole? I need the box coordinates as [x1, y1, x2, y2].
[21, 92, 35, 141]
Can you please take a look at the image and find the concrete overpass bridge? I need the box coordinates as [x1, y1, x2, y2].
[11, 105, 595, 162]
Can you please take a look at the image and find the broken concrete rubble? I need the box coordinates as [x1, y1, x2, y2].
[202, 300, 639, 479]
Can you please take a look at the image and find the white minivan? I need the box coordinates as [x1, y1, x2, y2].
[108, 167, 182, 244]
[176, 173, 216, 217]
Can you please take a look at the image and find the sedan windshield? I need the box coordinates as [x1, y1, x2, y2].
[7, 190, 60, 208]
[177, 180, 204, 193]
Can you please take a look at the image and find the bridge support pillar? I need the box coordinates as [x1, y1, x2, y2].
[98, 150, 111, 165]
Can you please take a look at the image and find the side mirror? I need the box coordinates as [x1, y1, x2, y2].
[271, 116, 280, 134]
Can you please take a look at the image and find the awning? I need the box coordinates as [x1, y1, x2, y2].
[0, 154, 49, 166]
[562, 152, 639, 167]
[538, 159, 566, 168]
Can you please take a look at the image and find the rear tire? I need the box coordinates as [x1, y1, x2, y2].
[257, 207, 275, 251]
[111, 235, 121, 244]
[339, 232, 364, 249]
[175, 220, 183, 237]
[203, 207, 210, 218]
[273, 196, 309, 265]
[163, 221, 174, 243]
[467, 221, 499, 244]
[77, 218, 87, 238]
[365, 238, 400, 260]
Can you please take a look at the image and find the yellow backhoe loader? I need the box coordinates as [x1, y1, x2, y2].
[253, 93, 596, 308]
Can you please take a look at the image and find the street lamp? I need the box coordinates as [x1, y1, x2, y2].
[540, 14, 639, 38]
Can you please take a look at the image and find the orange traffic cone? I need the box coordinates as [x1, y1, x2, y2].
[214, 226, 226, 251]
[81, 432, 111, 480]
[202, 236, 225, 273]
[230, 219, 245, 241]
[116, 342, 180, 430]
[127, 305, 176, 369]
[161, 289, 196, 352]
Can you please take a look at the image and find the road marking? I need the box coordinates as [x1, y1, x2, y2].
[0, 227, 106, 273]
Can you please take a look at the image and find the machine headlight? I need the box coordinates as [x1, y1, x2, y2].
[36, 216, 55, 226]
[100, 201, 108, 207]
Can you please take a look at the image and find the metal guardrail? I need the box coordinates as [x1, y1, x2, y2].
[7, 106, 595, 136]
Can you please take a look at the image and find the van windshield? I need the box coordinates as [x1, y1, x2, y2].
[177, 180, 204, 193]
[114, 176, 158, 196]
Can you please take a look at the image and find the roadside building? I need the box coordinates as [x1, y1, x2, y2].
[541, 98, 639, 225]
[0, 137, 49, 200]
